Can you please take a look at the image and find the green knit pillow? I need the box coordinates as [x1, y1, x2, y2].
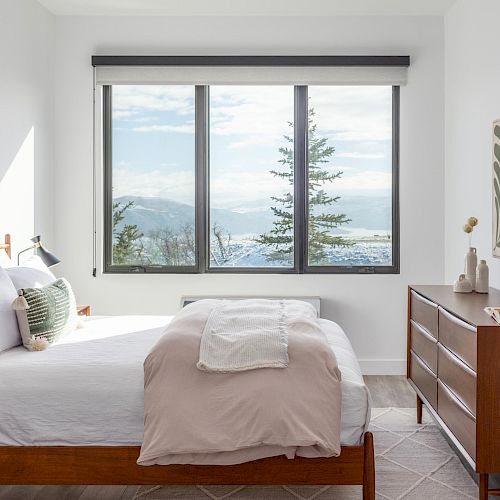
[13, 278, 77, 351]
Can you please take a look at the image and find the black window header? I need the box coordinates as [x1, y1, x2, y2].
[92, 55, 410, 68]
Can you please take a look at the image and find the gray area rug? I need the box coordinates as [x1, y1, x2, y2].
[133, 407, 479, 499]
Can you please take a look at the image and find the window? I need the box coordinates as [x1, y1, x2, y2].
[209, 86, 295, 269]
[104, 85, 198, 271]
[101, 66, 400, 274]
[306, 86, 395, 270]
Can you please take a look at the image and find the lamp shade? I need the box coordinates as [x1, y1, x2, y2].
[31, 235, 61, 268]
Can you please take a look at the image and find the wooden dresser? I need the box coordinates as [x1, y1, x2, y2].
[407, 285, 500, 500]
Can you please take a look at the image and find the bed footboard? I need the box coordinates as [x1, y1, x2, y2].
[0, 432, 375, 499]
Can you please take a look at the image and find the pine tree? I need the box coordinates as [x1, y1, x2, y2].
[112, 201, 145, 264]
[257, 108, 352, 265]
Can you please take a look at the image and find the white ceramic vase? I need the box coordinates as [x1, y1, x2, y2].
[476, 259, 489, 294]
[465, 247, 477, 291]
[453, 274, 473, 293]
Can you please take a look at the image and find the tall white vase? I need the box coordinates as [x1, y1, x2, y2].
[465, 247, 477, 291]
[476, 259, 489, 293]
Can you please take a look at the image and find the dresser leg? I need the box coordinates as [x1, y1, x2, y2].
[479, 473, 488, 500]
[416, 394, 423, 424]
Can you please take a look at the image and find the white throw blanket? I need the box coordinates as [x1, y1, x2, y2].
[197, 299, 289, 372]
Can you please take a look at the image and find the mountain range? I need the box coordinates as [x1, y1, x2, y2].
[114, 194, 391, 236]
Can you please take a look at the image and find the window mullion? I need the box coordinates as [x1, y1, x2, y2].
[391, 86, 401, 273]
[195, 85, 209, 272]
[294, 86, 308, 273]
[103, 85, 113, 273]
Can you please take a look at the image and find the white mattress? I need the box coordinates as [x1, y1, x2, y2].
[0, 315, 370, 447]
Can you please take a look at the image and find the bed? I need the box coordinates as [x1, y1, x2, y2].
[0, 234, 375, 499]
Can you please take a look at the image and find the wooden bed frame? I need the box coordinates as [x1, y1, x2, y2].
[0, 233, 11, 259]
[0, 234, 375, 499]
[0, 436, 375, 498]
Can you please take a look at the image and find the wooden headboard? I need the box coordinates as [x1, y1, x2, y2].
[0, 234, 11, 259]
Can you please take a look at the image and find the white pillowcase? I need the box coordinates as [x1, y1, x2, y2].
[6, 255, 56, 290]
[0, 267, 21, 351]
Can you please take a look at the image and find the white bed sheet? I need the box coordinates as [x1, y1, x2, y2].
[0, 315, 370, 447]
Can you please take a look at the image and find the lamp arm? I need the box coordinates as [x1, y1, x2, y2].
[17, 245, 35, 265]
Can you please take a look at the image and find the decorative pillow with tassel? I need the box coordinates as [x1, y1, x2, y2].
[12, 278, 78, 351]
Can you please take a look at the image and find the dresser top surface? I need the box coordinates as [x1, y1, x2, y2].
[410, 285, 500, 328]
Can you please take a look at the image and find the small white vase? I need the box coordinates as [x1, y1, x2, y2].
[465, 247, 477, 291]
[453, 274, 473, 293]
[476, 259, 489, 294]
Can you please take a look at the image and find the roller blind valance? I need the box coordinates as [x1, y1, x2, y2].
[93, 56, 409, 86]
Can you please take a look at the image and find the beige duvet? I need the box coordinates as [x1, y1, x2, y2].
[138, 299, 342, 466]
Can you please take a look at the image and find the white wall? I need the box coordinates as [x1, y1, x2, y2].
[54, 15, 445, 374]
[0, 0, 54, 258]
[445, 0, 500, 287]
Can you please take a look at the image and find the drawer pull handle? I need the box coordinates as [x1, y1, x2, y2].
[439, 344, 476, 378]
[411, 352, 436, 377]
[438, 306, 476, 333]
[438, 380, 476, 422]
[410, 320, 438, 343]
[411, 291, 438, 309]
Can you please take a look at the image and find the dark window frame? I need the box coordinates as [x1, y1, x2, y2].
[103, 85, 200, 274]
[102, 81, 400, 275]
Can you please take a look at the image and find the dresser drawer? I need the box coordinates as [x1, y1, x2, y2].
[410, 291, 438, 339]
[410, 320, 438, 374]
[438, 344, 476, 416]
[410, 352, 437, 409]
[438, 307, 477, 370]
[438, 380, 476, 460]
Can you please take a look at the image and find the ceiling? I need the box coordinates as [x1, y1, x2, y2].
[36, 0, 457, 16]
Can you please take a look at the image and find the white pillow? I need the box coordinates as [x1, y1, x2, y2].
[0, 267, 21, 351]
[6, 255, 56, 290]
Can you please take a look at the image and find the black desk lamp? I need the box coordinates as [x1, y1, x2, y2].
[17, 235, 60, 267]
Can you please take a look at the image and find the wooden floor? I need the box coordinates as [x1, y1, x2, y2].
[0, 376, 414, 500]
[363, 375, 416, 408]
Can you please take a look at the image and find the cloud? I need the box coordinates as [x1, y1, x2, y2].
[336, 152, 385, 159]
[130, 116, 159, 123]
[111, 86, 393, 207]
[112, 85, 392, 146]
[111, 87, 197, 133]
[210, 168, 289, 208]
[113, 110, 138, 120]
[112, 85, 194, 115]
[113, 111, 159, 124]
[113, 168, 195, 204]
[132, 124, 195, 134]
[209, 86, 294, 148]
[334, 170, 392, 191]
[208, 85, 392, 149]
[112, 165, 289, 209]
[309, 86, 392, 142]
[113, 163, 390, 213]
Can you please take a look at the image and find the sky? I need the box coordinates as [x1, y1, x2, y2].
[111, 84, 393, 212]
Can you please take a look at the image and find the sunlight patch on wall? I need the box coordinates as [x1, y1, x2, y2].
[0, 127, 35, 258]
